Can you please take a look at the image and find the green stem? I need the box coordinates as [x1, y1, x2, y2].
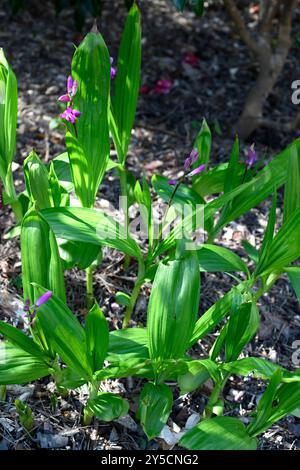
[118, 166, 130, 270]
[86, 265, 94, 310]
[204, 372, 230, 419]
[0, 385, 6, 402]
[83, 381, 99, 426]
[123, 260, 145, 328]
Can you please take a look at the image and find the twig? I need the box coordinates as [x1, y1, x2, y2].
[223, 0, 260, 55]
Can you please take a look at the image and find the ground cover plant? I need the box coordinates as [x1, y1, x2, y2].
[0, 0, 300, 451]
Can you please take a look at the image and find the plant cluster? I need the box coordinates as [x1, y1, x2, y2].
[0, 2, 300, 450]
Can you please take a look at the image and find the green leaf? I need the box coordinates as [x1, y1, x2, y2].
[192, 163, 230, 197]
[21, 207, 66, 304]
[190, 281, 249, 345]
[51, 152, 73, 193]
[0, 342, 51, 385]
[255, 207, 300, 276]
[285, 266, 300, 303]
[23, 151, 52, 209]
[283, 143, 300, 222]
[139, 382, 173, 439]
[242, 240, 259, 264]
[86, 392, 129, 422]
[0, 320, 48, 359]
[107, 328, 149, 363]
[178, 359, 220, 395]
[70, 30, 110, 207]
[35, 285, 92, 380]
[0, 48, 17, 201]
[147, 246, 200, 364]
[42, 206, 142, 260]
[85, 302, 109, 373]
[115, 291, 131, 307]
[197, 244, 248, 273]
[255, 193, 277, 275]
[222, 357, 299, 383]
[180, 416, 257, 450]
[192, 118, 211, 173]
[58, 239, 101, 270]
[225, 301, 260, 362]
[112, 3, 141, 163]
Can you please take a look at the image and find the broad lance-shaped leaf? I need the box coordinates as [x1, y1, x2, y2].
[0, 48, 17, 201]
[69, 29, 110, 207]
[21, 207, 66, 304]
[35, 285, 92, 380]
[85, 302, 109, 373]
[180, 416, 257, 450]
[0, 320, 50, 360]
[85, 392, 129, 422]
[197, 244, 248, 273]
[112, 3, 141, 163]
[222, 357, 300, 383]
[147, 244, 200, 364]
[23, 151, 52, 209]
[190, 280, 249, 345]
[0, 342, 52, 385]
[42, 206, 142, 260]
[138, 382, 173, 439]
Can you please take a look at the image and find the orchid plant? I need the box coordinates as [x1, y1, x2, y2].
[1, 2, 300, 450]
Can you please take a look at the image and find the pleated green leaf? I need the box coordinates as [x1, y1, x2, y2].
[255, 207, 300, 276]
[35, 285, 92, 380]
[147, 246, 200, 364]
[70, 29, 110, 207]
[283, 143, 300, 222]
[192, 118, 211, 172]
[42, 206, 142, 260]
[21, 207, 66, 304]
[85, 302, 109, 373]
[86, 392, 129, 422]
[222, 357, 299, 383]
[197, 244, 248, 273]
[0, 342, 51, 385]
[0, 48, 17, 200]
[225, 302, 260, 362]
[180, 417, 257, 450]
[285, 266, 300, 303]
[112, 3, 141, 163]
[23, 151, 52, 209]
[190, 281, 249, 345]
[0, 320, 48, 359]
[107, 328, 149, 363]
[178, 359, 220, 395]
[139, 382, 173, 440]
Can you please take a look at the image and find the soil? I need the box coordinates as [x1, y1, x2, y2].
[0, 0, 300, 451]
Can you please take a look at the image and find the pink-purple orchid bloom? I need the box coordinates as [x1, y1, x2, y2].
[23, 291, 53, 325]
[59, 75, 81, 124]
[246, 144, 257, 168]
[168, 149, 204, 186]
[110, 57, 117, 80]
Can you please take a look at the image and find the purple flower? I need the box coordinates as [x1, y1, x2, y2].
[35, 291, 53, 308]
[59, 76, 78, 103]
[184, 148, 199, 171]
[168, 179, 177, 186]
[187, 164, 205, 177]
[246, 144, 257, 168]
[60, 106, 81, 124]
[110, 57, 117, 80]
[23, 299, 30, 312]
[58, 94, 71, 103]
[67, 75, 73, 94]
